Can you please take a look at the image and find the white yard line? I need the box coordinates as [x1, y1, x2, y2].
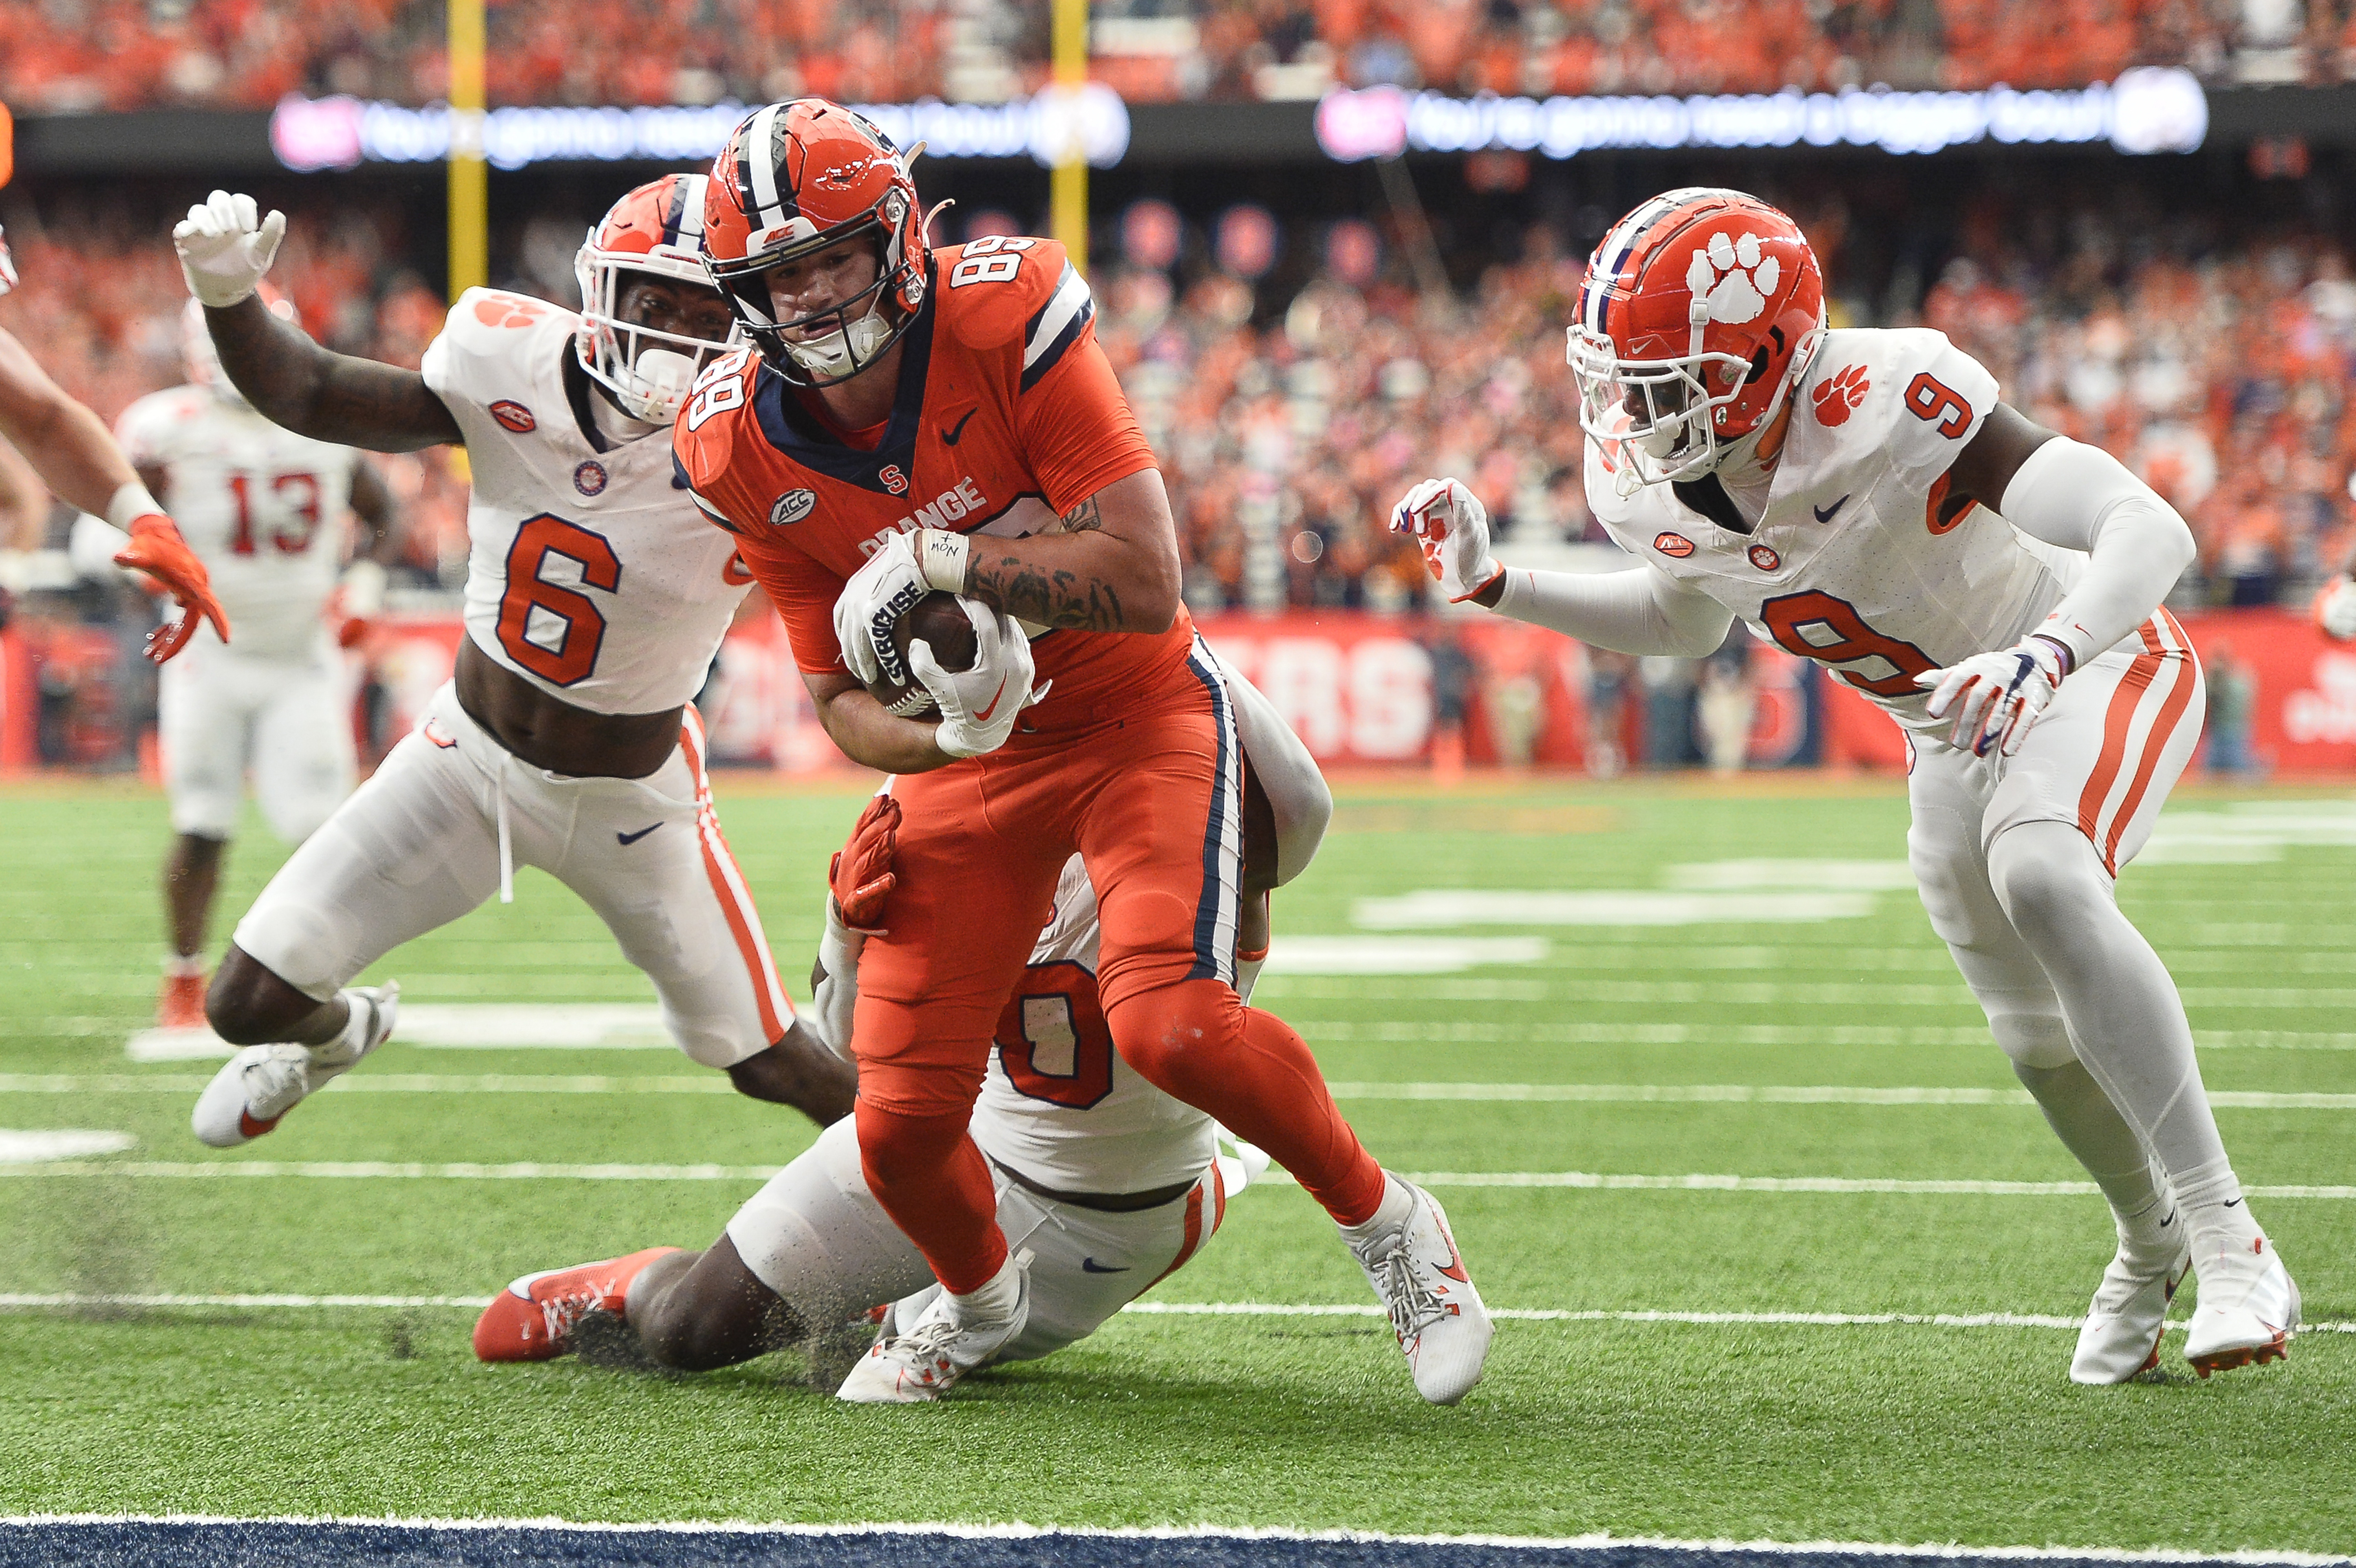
[10, 1074, 2352, 1110]
[2, 1161, 2349, 1198]
[2, 1295, 2348, 1341]
[0, 1518, 2344, 1567]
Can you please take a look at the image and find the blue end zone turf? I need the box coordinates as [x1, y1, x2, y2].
[3, 1524, 2343, 1568]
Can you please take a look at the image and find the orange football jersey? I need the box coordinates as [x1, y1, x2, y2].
[672, 237, 1192, 724]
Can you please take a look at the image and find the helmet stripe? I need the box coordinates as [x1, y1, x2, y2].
[743, 103, 790, 232]
[675, 175, 706, 243]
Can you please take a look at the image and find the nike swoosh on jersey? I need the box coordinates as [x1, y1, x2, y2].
[973, 676, 1011, 723]
[616, 823, 662, 846]
[942, 409, 977, 445]
[1813, 494, 1851, 523]
[1079, 1259, 1130, 1274]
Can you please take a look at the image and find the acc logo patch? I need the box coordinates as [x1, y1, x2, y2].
[878, 464, 910, 496]
[572, 460, 608, 497]
[770, 489, 816, 528]
[1748, 543, 1782, 571]
[1813, 364, 1869, 426]
[489, 400, 536, 433]
[1654, 532, 1696, 558]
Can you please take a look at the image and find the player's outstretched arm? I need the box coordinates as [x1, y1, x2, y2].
[174, 192, 458, 452]
[200, 295, 460, 453]
[0, 324, 146, 519]
[1391, 476, 1731, 656]
[930, 468, 1183, 635]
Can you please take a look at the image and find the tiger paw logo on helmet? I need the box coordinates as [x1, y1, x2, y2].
[1813, 364, 1869, 426]
[1684, 232, 1781, 326]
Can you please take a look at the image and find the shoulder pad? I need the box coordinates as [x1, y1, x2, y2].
[422, 288, 577, 394]
[939, 238, 1077, 352]
[1798, 328, 1998, 483]
[113, 386, 209, 455]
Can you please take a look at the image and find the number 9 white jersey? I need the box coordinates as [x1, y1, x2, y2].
[115, 386, 362, 664]
[1586, 327, 2086, 732]
[421, 288, 749, 715]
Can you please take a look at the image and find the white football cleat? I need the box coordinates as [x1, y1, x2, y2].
[1349, 1176, 1493, 1405]
[836, 1253, 1030, 1404]
[191, 983, 398, 1148]
[2183, 1233, 2300, 1378]
[2070, 1228, 2191, 1385]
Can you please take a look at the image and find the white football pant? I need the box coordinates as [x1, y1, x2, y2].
[232, 680, 793, 1068]
[160, 637, 355, 843]
[726, 1118, 1226, 1361]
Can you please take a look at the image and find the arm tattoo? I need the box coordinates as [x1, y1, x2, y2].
[967, 551, 1128, 632]
[1060, 496, 1104, 534]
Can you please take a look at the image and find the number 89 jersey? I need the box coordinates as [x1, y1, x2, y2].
[422, 288, 748, 714]
[1586, 327, 2083, 731]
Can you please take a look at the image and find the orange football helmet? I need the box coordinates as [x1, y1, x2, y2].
[702, 99, 930, 387]
[575, 172, 735, 424]
[1568, 187, 1825, 487]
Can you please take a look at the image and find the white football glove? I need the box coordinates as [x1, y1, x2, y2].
[1916, 635, 2071, 758]
[1390, 478, 1504, 603]
[832, 531, 927, 688]
[2317, 577, 2356, 642]
[173, 190, 288, 309]
[918, 600, 1046, 759]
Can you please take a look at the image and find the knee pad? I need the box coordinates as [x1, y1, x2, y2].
[1984, 1001, 2079, 1070]
[1986, 822, 2108, 932]
[1106, 977, 1238, 1088]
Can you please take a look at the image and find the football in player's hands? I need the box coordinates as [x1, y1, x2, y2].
[864, 591, 980, 719]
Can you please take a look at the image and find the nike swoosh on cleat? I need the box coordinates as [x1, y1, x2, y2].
[973, 677, 1011, 723]
[1438, 1256, 1470, 1283]
[942, 409, 977, 445]
[1813, 494, 1851, 523]
[2224, 1197, 2243, 1208]
[1080, 1259, 1129, 1273]
[616, 824, 662, 846]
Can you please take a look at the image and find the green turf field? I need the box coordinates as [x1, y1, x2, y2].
[2, 775, 2350, 1551]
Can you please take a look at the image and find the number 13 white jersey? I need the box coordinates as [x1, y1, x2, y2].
[115, 386, 362, 664]
[1586, 327, 2086, 731]
[421, 288, 748, 715]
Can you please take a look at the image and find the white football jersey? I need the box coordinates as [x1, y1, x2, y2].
[1587, 327, 2085, 730]
[968, 856, 1217, 1196]
[116, 386, 360, 663]
[421, 288, 748, 715]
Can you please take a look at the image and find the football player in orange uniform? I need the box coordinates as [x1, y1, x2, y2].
[674, 100, 1491, 1404]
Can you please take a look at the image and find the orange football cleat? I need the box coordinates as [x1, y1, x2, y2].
[472, 1247, 682, 1362]
[157, 970, 208, 1030]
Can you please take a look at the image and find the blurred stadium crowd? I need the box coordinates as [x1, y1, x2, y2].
[10, 189, 2347, 617]
[3, 0, 2349, 115]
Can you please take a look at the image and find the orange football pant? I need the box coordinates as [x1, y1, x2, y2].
[851, 653, 1385, 1294]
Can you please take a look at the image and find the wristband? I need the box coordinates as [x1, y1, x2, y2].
[2028, 631, 2078, 678]
[914, 529, 969, 595]
[106, 482, 166, 532]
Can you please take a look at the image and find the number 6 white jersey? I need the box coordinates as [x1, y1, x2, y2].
[1586, 327, 2086, 731]
[421, 288, 748, 715]
[114, 386, 361, 664]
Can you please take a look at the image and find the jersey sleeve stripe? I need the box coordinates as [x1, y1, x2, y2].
[1019, 263, 1095, 393]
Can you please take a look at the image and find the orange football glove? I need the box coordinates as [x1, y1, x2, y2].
[829, 794, 901, 934]
[113, 514, 230, 663]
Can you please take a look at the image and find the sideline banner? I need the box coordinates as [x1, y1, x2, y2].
[238, 604, 2356, 777]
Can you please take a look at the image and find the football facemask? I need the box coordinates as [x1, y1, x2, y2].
[575, 173, 737, 425]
